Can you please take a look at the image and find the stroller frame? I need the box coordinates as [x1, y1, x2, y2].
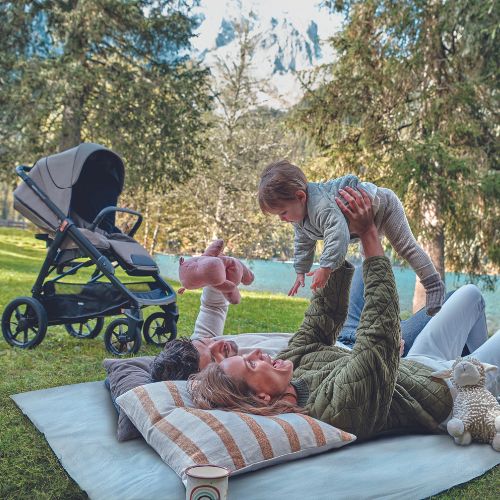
[2, 148, 178, 355]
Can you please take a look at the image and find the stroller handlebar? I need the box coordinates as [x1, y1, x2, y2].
[16, 165, 33, 178]
[90, 206, 143, 237]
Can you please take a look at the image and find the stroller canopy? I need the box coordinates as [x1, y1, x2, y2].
[14, 143, 125, 233]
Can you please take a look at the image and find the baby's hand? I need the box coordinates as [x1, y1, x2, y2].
[307, 267, 332, 292]
[399, 339, 405, 357]
[288, 273, 305, 296]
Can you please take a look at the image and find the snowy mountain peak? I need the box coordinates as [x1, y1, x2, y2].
[192, 1, 341, 109]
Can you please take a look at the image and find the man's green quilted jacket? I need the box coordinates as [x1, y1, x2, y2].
[277, 256, 452, 440]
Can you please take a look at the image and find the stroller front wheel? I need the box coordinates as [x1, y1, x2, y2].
[65, 317, 104, 339]
[143, 312, 177, 347]
[104, 318, 142, 356]
[2, 297, 48, 348]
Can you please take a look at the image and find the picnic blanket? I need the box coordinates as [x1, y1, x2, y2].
[12, 381, 500, 500]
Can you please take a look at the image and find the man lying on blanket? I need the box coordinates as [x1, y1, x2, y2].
[150, 268, 415, 382]
[150, 287, 293, 381]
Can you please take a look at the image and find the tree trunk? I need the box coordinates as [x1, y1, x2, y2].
[413, 199, 445, 312]
[58, 14, 88, 152]
[150, 223, 160, 255]
[59, 93, 84, 151]
[2, 183, 9, 220]
[211, 185, 225, 241]
[149, 206, 161, 255]
[143, 203, 150, 248]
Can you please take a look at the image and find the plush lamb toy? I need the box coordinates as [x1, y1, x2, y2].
[178, 239, 254, 304]
[432, 357, 500, 451]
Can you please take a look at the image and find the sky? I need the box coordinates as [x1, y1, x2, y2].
[191, 0, 342, 52]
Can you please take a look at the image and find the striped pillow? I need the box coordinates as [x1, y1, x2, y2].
[116, 381, 355, 483]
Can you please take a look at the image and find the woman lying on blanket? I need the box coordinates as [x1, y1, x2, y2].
[188, 188, 500, 440]
[151, 237, 459, 381]
[151, 282, 426, 380]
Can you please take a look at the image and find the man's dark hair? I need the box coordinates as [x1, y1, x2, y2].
[151, 338, 200, 381]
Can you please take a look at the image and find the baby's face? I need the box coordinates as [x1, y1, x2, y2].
[267, 196, 307, 223]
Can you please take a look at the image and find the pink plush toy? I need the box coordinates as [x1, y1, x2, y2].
[178, 239, 254, 304]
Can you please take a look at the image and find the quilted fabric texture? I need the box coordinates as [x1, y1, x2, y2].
[277, 257, 452, 440]
[103, 356, 154, 441]
[116, 380, 355, 484]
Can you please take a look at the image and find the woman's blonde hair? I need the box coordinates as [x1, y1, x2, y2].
[188, 363, 304, 416]
[258, 159, 308, 212]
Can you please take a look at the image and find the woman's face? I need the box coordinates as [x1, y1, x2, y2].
[219, 349, 293, 400]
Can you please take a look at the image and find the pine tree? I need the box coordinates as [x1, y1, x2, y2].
[294, 0, 499, 306]
[156, 18, 312, 257]
[0, 0, 212, 193]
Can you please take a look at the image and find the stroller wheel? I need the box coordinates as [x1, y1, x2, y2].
[143, 312, 177, 347]
[104, 318, 142, 356]
[2, 297, 48, 348]
[65, 317, 104, 339]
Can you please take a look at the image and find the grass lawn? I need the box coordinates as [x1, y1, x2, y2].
[0, 227, 498, 499]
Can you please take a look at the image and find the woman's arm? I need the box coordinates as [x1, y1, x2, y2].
[316, 188, 401, 437]
[315, 256, 401, 438]
[278, 189, 377, 358]
[281, 260, 354, 357]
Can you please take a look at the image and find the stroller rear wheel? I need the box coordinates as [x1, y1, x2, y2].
[104, 318, 142, 356]
[143, 312, 177, 347]
[65, 317, 104, 339]
[2, 297, 48, 348]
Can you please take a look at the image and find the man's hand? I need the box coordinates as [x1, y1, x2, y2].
[288, 273, 305, 296]
[335, 186, 383, 258]
[307, 267, 332, 292]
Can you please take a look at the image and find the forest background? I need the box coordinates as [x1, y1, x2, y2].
[0, 0, 498, 308]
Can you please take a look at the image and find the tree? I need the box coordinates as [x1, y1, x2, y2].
[294, 0, 499, 307]
[152, 17, 314, 257]
[0, 0, 212, 193]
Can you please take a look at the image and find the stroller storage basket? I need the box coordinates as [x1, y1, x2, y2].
[41, 281, 167, 323]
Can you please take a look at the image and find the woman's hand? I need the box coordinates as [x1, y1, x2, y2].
[335, 186, 383, 258]
[335, 187, 374, 236]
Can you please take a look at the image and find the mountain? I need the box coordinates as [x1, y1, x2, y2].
[192, 3, 339, 109]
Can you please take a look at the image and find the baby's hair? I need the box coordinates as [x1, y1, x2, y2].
[258, 159, 307, 212]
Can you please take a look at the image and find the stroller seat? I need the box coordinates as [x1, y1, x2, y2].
[57, 229, 157, 275]
[55, 227, 111, 267]
[61, 228, 111, 250]
[55, 209, 157, 274]
[106, 233, 158, 274]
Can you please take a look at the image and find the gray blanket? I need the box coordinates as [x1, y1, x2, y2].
[12, 381, 500, 500]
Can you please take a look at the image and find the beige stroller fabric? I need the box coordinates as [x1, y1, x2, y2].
[59, 212, 111, 251]
[14, 143, 156, 272]
[14, 143, 123, 233]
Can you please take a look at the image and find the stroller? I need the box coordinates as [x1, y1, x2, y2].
[1, 143, 178, 355]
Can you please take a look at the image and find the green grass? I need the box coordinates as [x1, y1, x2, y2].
[0, 227, 497, 499]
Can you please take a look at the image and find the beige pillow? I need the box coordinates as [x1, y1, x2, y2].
[116, 381, 356, 483]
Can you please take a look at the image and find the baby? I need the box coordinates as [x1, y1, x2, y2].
[258, 159, 445, 316]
